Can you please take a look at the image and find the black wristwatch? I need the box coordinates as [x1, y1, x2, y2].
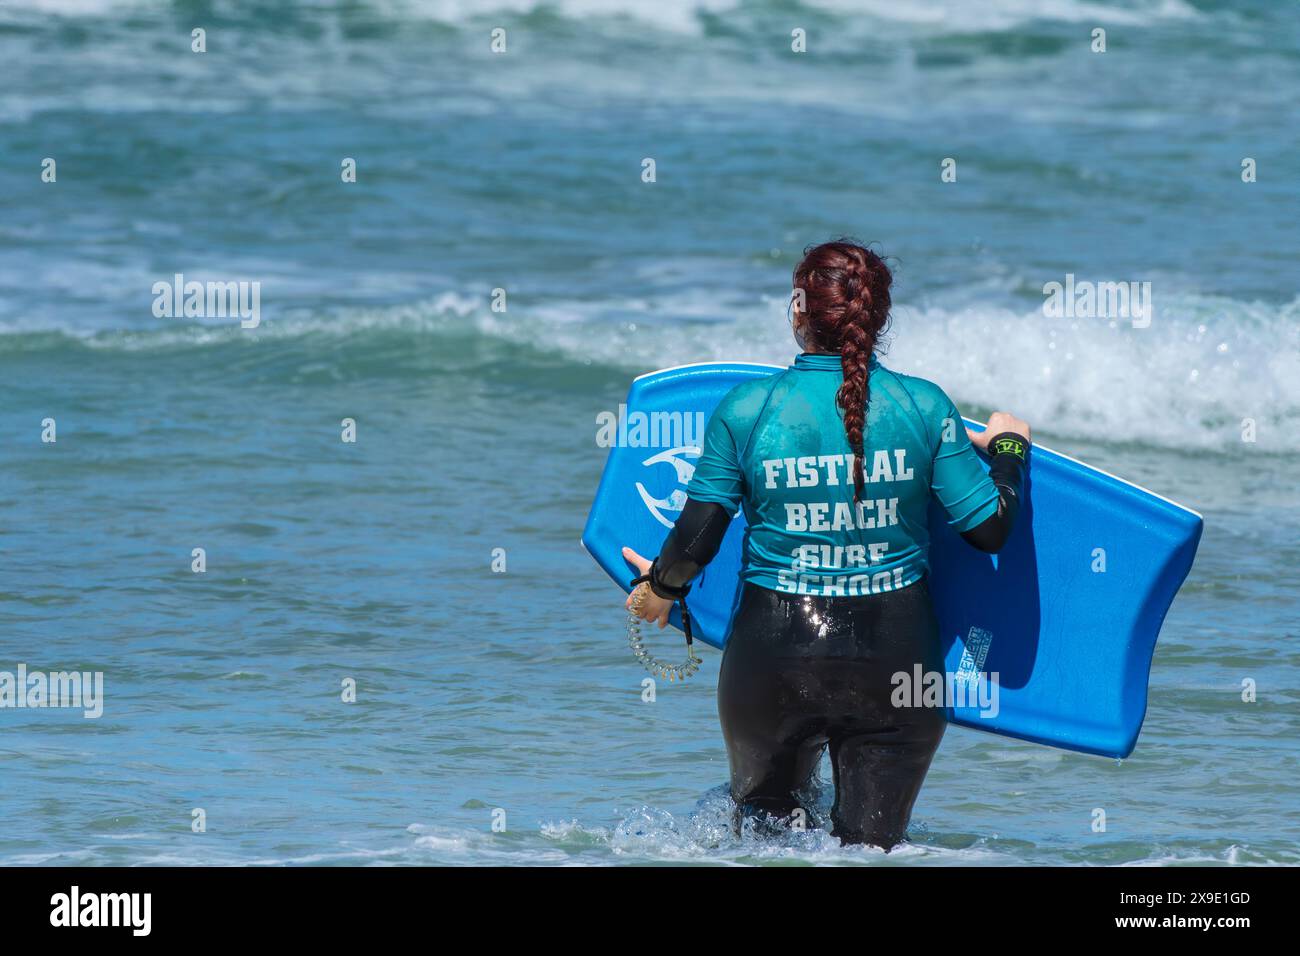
[987, 431, 1029, 462]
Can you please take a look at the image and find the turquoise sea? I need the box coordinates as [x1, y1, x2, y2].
[0, 0, 1297, 865]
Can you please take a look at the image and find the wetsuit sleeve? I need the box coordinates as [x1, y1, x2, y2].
[929, 394, 1000, 533]
[684, 405, 744, 512]
[960, 433, 1029, 553]
[648, 497, 733, 597]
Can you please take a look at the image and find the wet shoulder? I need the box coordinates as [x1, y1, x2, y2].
[877, 365, 954, 416]
[873, 365, 958, 445]
[713, 374, 784, 429]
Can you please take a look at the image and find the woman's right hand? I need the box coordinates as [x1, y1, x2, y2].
[967, 412, 1030, 450]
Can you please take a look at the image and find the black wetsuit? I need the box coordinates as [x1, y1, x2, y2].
[646, 433, 1029, 849]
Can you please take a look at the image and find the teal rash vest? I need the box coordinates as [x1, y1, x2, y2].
[685, 352, 999, 597]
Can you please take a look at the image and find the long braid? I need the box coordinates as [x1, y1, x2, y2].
[837, 302, 873, 500]
[792, 240, 893, 502]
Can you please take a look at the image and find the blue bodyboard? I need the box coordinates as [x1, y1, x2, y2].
[582, 362, 1202, 758]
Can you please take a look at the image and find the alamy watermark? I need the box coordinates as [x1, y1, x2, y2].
[1042, 273, 1151, 328]
[50, 886, 150, 936]
[595, 405, 705, 448]
[891, 664, 1000, 718]
[152, 273, 261, 328]
[0, 664, 103, 718]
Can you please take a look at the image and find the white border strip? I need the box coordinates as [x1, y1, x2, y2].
[633, 360, 783, 381]
[633, 362, 1203, 520]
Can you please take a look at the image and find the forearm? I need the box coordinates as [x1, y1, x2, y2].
[960, 432, 1029, 554]
[647, 498, 733, 598]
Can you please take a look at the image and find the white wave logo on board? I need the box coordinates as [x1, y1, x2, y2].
[635, 445, 700, 528]
[593, 404, 707, 528]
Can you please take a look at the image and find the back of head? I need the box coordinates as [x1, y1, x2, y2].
[792, 240, 894, 500]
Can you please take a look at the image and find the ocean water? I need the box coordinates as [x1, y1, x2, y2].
[1, 0, 1297, 866]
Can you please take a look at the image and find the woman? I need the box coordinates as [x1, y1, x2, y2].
[622, 239, 1031, 850]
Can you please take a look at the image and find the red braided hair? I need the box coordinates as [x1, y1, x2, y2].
[792, 240, 893, 500]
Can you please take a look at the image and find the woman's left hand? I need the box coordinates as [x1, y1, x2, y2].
[622, 547, 675, 628]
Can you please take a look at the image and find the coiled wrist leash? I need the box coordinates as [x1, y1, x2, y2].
[627, 568, 702, 682]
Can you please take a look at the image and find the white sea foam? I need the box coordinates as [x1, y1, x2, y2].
[6, 283, 1295, 454]
[806, 0, 1200, 31]
[4, 0, 1203, 34]
[490, 288, 1300, 454]
[0, 0, 1229, 128]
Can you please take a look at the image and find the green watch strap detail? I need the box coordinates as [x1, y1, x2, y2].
[990, 435, 1027, 461]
